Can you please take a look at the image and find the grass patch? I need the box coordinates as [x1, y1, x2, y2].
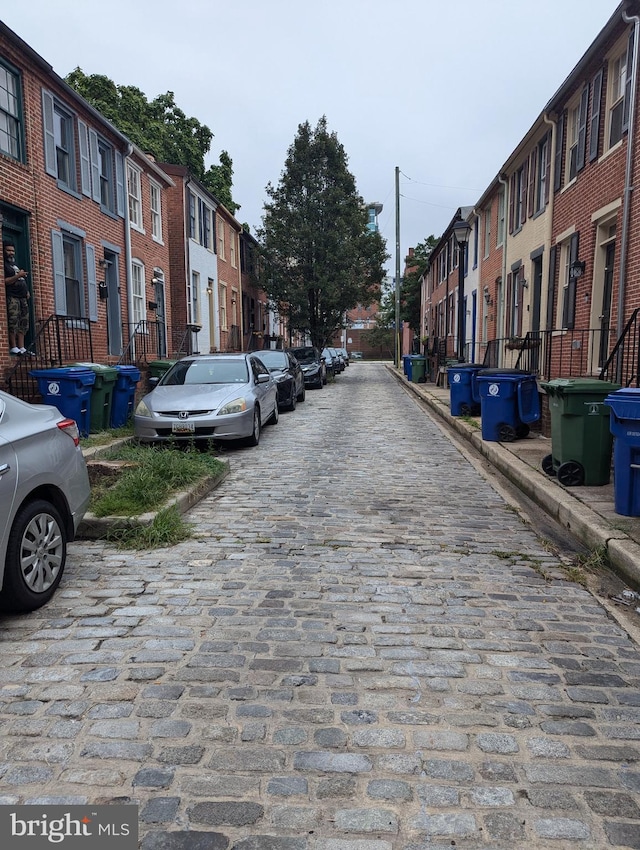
[80, 424, 134, 448]
[105, 506, 193, 550]
[460, 415, 481, 429]
[89, 443, 226, 518]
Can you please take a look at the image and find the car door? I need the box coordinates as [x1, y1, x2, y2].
[0, 398, 19, 570]
[251, 356, 275, 423]
[288, 353, 302, 394]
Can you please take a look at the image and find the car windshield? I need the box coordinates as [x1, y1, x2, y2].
[160, 359, 249, 386]
[257, 350, 288, 369]
[291, 347, 316, 362]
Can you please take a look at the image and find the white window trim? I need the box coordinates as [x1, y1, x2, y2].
[127, 162, 144, 233]
[150, 179, 163, 243]
[131, 259, 146, 325]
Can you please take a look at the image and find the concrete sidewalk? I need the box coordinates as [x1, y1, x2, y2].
[388, 365, 640, 590]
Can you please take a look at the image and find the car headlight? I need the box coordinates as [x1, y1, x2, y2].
[135, 399, 152, 416]
[218, 398, 247, 415]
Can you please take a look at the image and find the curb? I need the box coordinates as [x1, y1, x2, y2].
[389, 365, 640, 589]
[77, 465, 230, 540]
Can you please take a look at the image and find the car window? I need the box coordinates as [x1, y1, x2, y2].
[161, 360, 248, 385]
[251, 357, 269, 378]
[258, 350, 288, 369]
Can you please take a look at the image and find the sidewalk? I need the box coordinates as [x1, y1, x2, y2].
[388, 365, 640, 590]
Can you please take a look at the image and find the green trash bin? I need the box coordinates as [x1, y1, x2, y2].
[148, 359, 177, 386]
[540, 377, 621, 486]
[410, 356, 426, 383]
[73, 362, 118, 433]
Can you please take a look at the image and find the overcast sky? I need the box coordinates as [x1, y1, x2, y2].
[3, 1, 623, 273]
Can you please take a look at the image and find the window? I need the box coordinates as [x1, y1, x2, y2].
[507, 268, 524, 338]
[190, 271, 200, 324]
[535, 136, 549, 212]
[131, 260, 145, 325]
[203, 205, 211, 249]
[483, 207, 491, 259]
[0, 60, 23, 161]
[127, 163, 142, 229]
[497, 189, 505, 246]
[219, 282, 228, 329]
[230, 232, 237, 268]
[560, 233, 580, 329]
[231, 289, 238, 325]
[51, 228, 98, 321]
[609, 42, 629, 148]
[98, 139, 115, 211]
[566, 88, 588, 183]
[150, 181, 162, 241]
[217, 218, 225, 260]
[510, 164, 527, 232]
[54, 105, 74, 190]
[63, 236, 83, 317]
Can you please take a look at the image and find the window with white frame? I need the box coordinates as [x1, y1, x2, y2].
[127, 163, 143, 229]
[231, 289, 238, 325]
[535, 136, 549, 212]
[483, 207, 491, 259]
[566, 100, 580, 183]
[560, 233, 579, 329]
[497, 189, 505, 246]
[150, 180, 162, 241]
[190, 271, 200, 324]
[54, 104, 75, 190]
[217, 218, 225, 260]
[219, 282, 228, 329]
[0, 60, 23, 161]
[230, 232, 237, 268]
[608, 37, 631, 149]
[131, 260, 145, 325]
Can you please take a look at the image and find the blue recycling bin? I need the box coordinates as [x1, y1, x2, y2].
[604, 388, 640, 517]
[111, 365, 141, 428]
[477, 368, 541, 442]
[402, 355, 412, 377]
[447, 363, 484, 416]
[30, 367, 96, 437]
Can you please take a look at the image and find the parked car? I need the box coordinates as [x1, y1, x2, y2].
[134, 353, 279, 448]
[257, 349, 306, 410]
[0, 391, 90, 612]
[322, 348, 339, 378]
[336, 347, 350, 366]
[328, 347, 345, 372]
[288, 346, 326, 388]
[350, 351, 363, 360]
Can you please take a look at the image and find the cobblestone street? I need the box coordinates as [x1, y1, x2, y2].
[1, 361, 639, 849]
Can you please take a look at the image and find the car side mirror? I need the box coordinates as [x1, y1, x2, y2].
[148, 377, 159, 389]
[257, 373, 270, 383]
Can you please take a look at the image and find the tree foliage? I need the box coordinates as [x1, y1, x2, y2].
[257, 117, 388, 350]
[65, 68, 238, 213]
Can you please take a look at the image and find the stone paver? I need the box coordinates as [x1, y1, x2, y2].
[1, 362, 639, 849]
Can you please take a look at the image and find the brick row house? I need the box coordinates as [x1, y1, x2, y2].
[1, 21, 267, 407]
[421, 1, 640, 402]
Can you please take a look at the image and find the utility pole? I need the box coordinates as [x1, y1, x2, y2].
[395, 166, 401, 369]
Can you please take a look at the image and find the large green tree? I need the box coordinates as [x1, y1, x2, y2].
[65, 68, 238, 213]
[258, 117, 388, 349]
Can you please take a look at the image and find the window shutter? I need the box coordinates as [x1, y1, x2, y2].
[521, 161, 529, 224]
[566, 232, 579, 330]
[544, 131, 552, 204]
[508, 174, 515, 233]
[546, 245, 557, 329]
[51, 230, 67, 315]
[212, 211, 217, 253]
[88, 129, 101, 203]
[517, 268, 525, 336]
[554, 110, 565, 192]
[623, 27, 635, 133]
[589, 68, 604, 162]
[86, 243, 98, 321]
[577, 84, 589, 173]
[78, 120, 91, 196]
[505, 273, 513, 335]
[528, 150, 536, 217]
[42, 89, 57, 177]
[115, 151, 125, 217]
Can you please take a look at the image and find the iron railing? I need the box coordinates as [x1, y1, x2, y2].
[599, 308, 640, 387]
[4, 314, 93, 401]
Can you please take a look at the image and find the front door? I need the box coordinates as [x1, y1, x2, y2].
[599, 242, 615, 368]
[1, 205, 32, 351]
[154, 275, 167, 357]
[104, 250, 122, 356]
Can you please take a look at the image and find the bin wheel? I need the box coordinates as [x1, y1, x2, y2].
[557, 460, 585, 487]
[460, 403, 471, 416]
[498, 422, 517, 442]
[516, 423, 530, 439]
[542, 454, 556, 476]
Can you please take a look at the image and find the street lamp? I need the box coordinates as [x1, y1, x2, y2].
[452, 218, 471, 362]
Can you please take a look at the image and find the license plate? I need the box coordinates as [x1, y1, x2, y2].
[172, 421, 195, 434]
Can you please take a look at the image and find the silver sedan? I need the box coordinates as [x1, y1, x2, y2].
[134, 353, 279, 447]
[0, 390, 90, 612]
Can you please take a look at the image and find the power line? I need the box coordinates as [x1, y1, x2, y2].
[399, 169, 479, 193]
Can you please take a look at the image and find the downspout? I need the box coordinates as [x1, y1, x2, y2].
[618, 7, 640, 337]
[124, 143, 134, 346]
[543, 112, 557, 331]
[498, 173, 509, 362]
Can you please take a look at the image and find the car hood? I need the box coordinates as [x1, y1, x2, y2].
[142, 383, 252, 412]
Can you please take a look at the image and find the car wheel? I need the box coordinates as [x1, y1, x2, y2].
[1, 499, 68, 612]
[246, 408, 261, 446]
[288, 388, 297, 411]
[297, 383, 306, 402]
[267, 401, 279, 425]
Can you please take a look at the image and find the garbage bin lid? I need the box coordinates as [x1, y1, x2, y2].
[478, 368, 531, 377]
[73, 362, 118, 375]
[447, 363, 484, 370]
[541, 377, 621, 394]
[604, 388, 640, 402]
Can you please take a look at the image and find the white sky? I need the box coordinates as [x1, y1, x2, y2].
[2, 0, 623, 272]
